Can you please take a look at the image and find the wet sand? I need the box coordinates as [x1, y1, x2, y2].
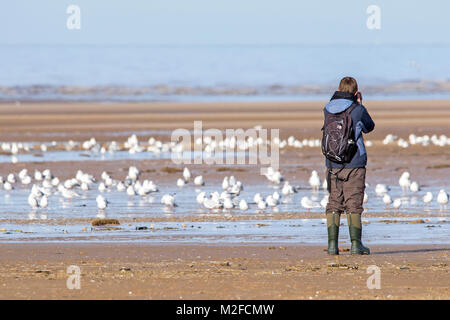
[1, 100, 449, 140]
[0, 243, 448, 299]
[0, 100, 449, 299]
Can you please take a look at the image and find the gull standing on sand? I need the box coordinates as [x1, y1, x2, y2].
[254, 193, 263, 204]
[281, 181, 295, 196]
[203, 195, 222, 210]
[196, 191, 206, 205]
[265, 195, 278, 207]
[322, 179, 328, 190]
[223, 198, 234, 210]
[116, 182, 126, 192]
[399, 172, 411, 192]
[383, 194, 392, 206]
[320, 195, 329, 208]
[194, 175, 204, 186]
[423, 192, 433, 205]
[3, 181, 13, 191]
[58, 185, 80, 199]
[183, 167, 191, 181]
[39, 195, 48, 209]
[28, 194, 39, 209]
[410, 181, 420, 193]
[375, 184, 389, 196]
[301, 196, 320, 211]
[222, 177, 229, 190]
[96, 195, 107, 210]
[393, 198, 402, 210]
[98, 182, 107, 192]
[363, 192, 368, 204]
[239, 199, 248, 211]
[257, 200, 267, 210]
[126, 185, 136, 196]
[161, 194, 176, 207]
[437, 190, 448, 211]
[309, 170, 321, 191]
[7, 174, 16, 184]
[177, 178, 186, 187]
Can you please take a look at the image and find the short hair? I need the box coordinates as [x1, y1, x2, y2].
[338, 77, 358, 94]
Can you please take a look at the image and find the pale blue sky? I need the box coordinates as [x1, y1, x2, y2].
[0, 0, 448, 45]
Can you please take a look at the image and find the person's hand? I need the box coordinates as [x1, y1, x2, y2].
[355, 91, 363, 104]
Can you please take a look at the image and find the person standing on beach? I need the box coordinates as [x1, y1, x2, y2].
[321, 77, 375, 255]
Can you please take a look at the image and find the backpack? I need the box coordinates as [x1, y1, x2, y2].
[321, 104, 357, 164]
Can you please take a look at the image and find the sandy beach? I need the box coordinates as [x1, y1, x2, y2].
[0, 99, 449, 299]
[0, 243, 448, 300]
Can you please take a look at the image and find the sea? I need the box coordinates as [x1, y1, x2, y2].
[0, 43, 449, 102]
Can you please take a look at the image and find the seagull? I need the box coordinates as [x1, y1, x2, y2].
[281, 181, 295, 195]
[254, 193, 263, 204]
[116, 182, 126, 192]
[98, 182, 107, 192]
[78, 182, 88, 191]
[96, 195, 107, 210]
[183, 167, 191, 181]
[363, 192, 369, 204]
[7, 173, 15, 184]
[272, 192, 280, 201]
[320, 195, 329, 208]
[264, 167, 284, 184]
[228, 183, 242, 196]
[257, 200, 267, 210]
[3, 181, 13, 191]
[399, 172, 411, 192]
[437, 190, 448, 211]
[58, 185, 80, 199]
[223, 198, 234, 210]
[203, 196, 222, 210]
[393, 198, 402, 209]
[28, 194, 39, 209]
[423, 192, 433, 205]
[266, 195, 278, 207]
[194, 175, 204, 186]
[177, 178, 186, 187]
[51, 177, 60, 186]
[196, 191, 206, 205]
[239, 199, 248, 211]
[161, 194, 176, 207]
[34, 170, 43, 181]
[301, 196, 320, 211]
[222, 177, 229, 190]
[383, 194, 392, 206]
[126, 185, 136, 196]
[410, 181, 420, 193]
[21, 175, 32, 185]
[375, 184, 389, 196]
[309, 170, 321, 191]
[127, 166, 140, 181]
[39, 195, 48, 209]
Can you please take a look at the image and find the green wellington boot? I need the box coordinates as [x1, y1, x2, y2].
[347, 213, 370, 255]
[326, 212, 340, 255]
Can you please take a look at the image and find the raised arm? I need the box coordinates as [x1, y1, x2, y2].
[360, 105, 375, 133]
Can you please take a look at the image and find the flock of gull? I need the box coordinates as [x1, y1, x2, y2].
[1, 132, 449, 165]
[0, 163, 448, 218]
[0, 131, 448, 217]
